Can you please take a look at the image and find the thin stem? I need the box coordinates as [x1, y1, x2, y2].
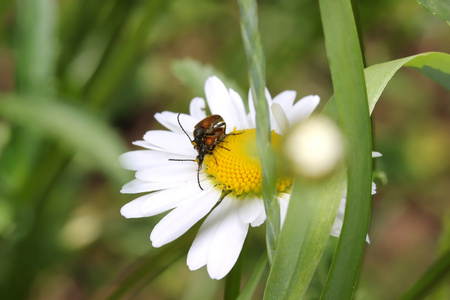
[400, 250, 450, 300]
[238, 0, 279, 267]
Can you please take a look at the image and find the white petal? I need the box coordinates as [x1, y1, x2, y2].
[120, 179, 179, 194]
[140, 181, 202, 216]
[237, 195, 263, 224]
[204, 76, 237, 129]
[265, 89, 281, 133]
[190, 97, 207, 120]
[228, 88, 250, 130]
[287, 95, 320, 126]
[250, 200, 266, 227]
[272, 90, 296, 110]
[135, 161, 197, 183]
[278, 193, 290, 228]
[119, 150, 173, 171]
[330, 216, 370, 243]
[332, 197, 370, 243]
[272, 90, 297, 133]
[247, 87, 280, 132]
[330, 216, 343, 238]
[120, 194, 151, 218]
[372, 151, 382, 158]
[154, 111, 198, 137]
[336, 197, 346, 218]
[271, 102, 290, 134]
[132, 140, 153, 149]
[247, 89, 256, 128]
[187, 198, 231, 271]
[372, 182, 377, 195]
[206, 198, 249, 280]
[150, 187, 221, 247]
[143, 130, 196, 156]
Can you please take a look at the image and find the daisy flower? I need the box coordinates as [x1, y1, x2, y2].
[119, 76, 378, 279]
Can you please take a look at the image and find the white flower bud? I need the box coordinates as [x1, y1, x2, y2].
[284, 116, 344, 178]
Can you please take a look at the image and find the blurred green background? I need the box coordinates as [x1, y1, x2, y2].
[0, 0, 449, 299]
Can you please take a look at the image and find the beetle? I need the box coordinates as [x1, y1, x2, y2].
[192, 114, 226, 152]
[169, 113, 230, 190]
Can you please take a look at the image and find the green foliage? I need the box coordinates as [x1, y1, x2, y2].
[264, 172, 346, 299]
[417, 0, 450, 25]
[318, 0, 372, 298]
[0, 0, 449, 298]
[238, 0, 279, 266]
[172, 59, 245, 98]
[0, 96, 129, 185]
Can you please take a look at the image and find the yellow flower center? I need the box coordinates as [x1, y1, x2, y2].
[203, 129, 293, 197]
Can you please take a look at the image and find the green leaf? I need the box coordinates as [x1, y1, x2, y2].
[325, 52, 450, 118]
[417, 0, 450, 25]
[0, 96, 129, 185]
[319, 0, 372, 299]
[264, 170, 346, 299]
[399, 250, 450, 300]
[322, 51, 450, 298]
[82, 0, 167, 108]
[237, 254, 268, 300]
[171, 58, 245, 99]
[225, 253, 242, 300]
[16, 0, 56, 95]
[238, 0, 279, 266]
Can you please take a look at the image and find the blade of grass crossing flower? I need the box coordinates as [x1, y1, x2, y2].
[417, 0, 450, 25]
[264, 171, 346, 299]
[350, 0, 366, 67]
[318, 0, 373, 299]
[238, 0, 279, 265]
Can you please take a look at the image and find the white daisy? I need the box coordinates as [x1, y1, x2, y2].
[119, 76, 378, 279]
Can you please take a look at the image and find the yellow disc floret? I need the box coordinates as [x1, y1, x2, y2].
[203, 129, 293, 197]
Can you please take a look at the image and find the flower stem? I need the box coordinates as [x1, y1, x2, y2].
[238, 0, 279, 266]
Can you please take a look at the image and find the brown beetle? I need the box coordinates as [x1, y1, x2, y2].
[169, 113, 229, 190]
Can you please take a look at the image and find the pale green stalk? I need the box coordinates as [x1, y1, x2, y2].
[318, 0, 372, 298]
[238, 0, 279, 266]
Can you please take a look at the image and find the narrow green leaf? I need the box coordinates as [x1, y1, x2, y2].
[399, 250, 450, 300]
[324, 52, 450, 117]
[171, 59, 245, 98]
[105, 236, 190, 300]
[322, 51, 450, 297]
[237, 254, 268, 300]
[417, 0, 450, 25]
[225, 253, 243, 300]
[238, 0, 279, 265]
[319, 0, 372, 299]
[0, 96, 129, 185]
[264, 170, 346, 299]
[16, 0, 56, 95]
[83, 0, 167, 108]
[421, 212, 450, 300]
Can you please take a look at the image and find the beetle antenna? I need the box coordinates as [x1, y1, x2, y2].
[168, 158, 196, 162]
[197, 168, 203, 190]
[168, 158, 204, 190]
[176, 113, 193, 143]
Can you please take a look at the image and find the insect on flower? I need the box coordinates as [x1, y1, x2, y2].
[169, 113, 230, 190]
